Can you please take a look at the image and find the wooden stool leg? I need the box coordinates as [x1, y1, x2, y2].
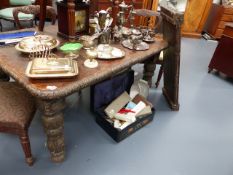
[19, 132, 34, 166]
[155, 64, 164, 88]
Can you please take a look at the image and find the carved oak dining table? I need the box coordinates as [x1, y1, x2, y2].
[0, 3, 183, 163]
[0, 25, 167, 162]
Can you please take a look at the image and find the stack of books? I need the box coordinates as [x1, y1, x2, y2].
[104, 91, 153, 130]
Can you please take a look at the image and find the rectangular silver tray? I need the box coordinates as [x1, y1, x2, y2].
[25, 60, 79, 79]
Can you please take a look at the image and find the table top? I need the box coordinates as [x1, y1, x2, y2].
[0, 25, 168, 100]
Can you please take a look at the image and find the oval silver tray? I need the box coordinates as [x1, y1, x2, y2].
[122, 39, 149, 51]
[97, 44, 125, 60]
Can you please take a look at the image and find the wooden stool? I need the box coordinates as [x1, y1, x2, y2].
[0, 82, 36, 166]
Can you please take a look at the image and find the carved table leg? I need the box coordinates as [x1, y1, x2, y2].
[0, 69, 10, 81]
[160, 3, 184, 111]
[39, 98, 66, 162]
[143, 53, 160, 87]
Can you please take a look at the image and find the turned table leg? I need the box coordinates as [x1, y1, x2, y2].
[39, 98, 66, 162]
[0, 69, 10, 81]
[143, 53, 160, 87]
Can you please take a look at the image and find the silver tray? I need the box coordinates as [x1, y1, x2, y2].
[25, 59, 79, 79]
[122, 40, 149, 50]
[97, 44, 125, 59]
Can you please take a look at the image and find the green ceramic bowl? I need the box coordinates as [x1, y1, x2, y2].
[59, 42, 83, 54]
[59, 43, 83, 59]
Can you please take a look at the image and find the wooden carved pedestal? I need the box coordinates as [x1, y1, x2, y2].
[160, 2, 184, 111]
[39, 99, 66, 162]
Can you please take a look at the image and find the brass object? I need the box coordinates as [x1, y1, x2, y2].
[79, 35, 99, 49]
[113, 1, 137, 42]
[94, 9, 113, 44]
[142, 28, 156, 43]
[121, 27, 150, 51]
[84, 47, 98, 68]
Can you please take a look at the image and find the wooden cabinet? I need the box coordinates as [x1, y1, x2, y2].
[205, 4, 233, 39]
[181, 0, 213, 38]
[208, 24, 233, 77]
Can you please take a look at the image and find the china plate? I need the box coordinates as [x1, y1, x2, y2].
[97, 44, 125, 59]
[25, 60, 78, 79]
[15, 35, 60, 53]
[122, 40, 149, 51]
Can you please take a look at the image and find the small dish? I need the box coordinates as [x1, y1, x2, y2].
[122, 39, 149, 51]
[96, 44, 125, 59]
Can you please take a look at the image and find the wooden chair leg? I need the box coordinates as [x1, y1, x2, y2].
[155, 64, 164, 88]
[30, 19, 34, 27]
[19, 132, 34, 166]
[208, 68, 213, 73]
[35, 18, 37, 26]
